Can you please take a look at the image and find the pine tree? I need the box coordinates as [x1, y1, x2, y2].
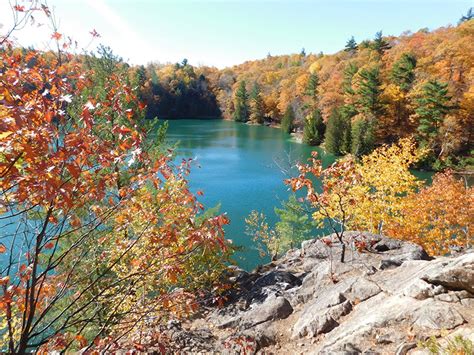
[281, 105, 295, 133]
[372, 31, 391, 56]
[357, 66, 384, 118]
[351, 118, 376, 157]
[458, 7, 473, 24]
[249, 82, 265, 124]
[324, 109, 346, 155]
[341, 113, 352, 154]
[390, 53, 417, 92]
[344, 36, 358, 54]
[415, 80, 452, 153]
[275, 195, 314, 251]
[233, 80, 249, 122]
[305, 72, 320, 105]
[303, 109, 325, 146]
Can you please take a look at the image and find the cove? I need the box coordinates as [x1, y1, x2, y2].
[165, 119, 336, 270]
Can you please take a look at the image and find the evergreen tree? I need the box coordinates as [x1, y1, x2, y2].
[341, 113, 352, 154]
[390, 53, 417, 92]
[305, 72, 320, 104]
[344, 36, 358, 54]
[415, 80, 452, 152]
[351, 118, 376, 157]
[357, 66, 384, 118]
[275, 195, 314, 251]
[372, 31, 391, 56]
[300, 47, 306, 56]
[249, 82, 265, 124]
[303, 109, 325, 146]
[233, 80, 249, 122]
[324, 109, 346, 155]
[458, 7, 473, 24]
[281, 105, 295, 133]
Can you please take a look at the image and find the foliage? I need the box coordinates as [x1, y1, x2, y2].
[245, 195, 315, 260]
[303, 109, 325, 146]
[324, 110, 347, 155]
[281, 105, 295, 133]
[418, 334, 474, 355]
[415, 80, 453, 158]
[274, 195, 315, 251]
[344, 36, 358, 54]
[233, 80, 249, 122]
[0, 11, 231, 353]
[371, 31, 391, 55]
[386, 171, 473, 255]
[351, 118, 376, 157]
[249, 82, 265, 124]
[245, 211, 279, 260]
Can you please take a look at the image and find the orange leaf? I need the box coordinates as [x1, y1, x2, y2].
[0, 244, 6, 254]
[44, 242, 55, 250]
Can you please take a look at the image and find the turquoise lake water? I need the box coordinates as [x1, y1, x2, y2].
[165, 119, 336, 270]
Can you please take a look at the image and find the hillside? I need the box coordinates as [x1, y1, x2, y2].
[139, 19, 474, 168]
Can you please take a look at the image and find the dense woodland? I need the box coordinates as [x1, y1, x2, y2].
[0, 2, 473, 352]
[138, 17, 474, 169]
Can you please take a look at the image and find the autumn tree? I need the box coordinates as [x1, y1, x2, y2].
[386, 171, 473, 255]
[0, 7, 230, 353]
[233, 80, 249, 122]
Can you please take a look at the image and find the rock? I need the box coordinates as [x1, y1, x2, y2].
[395, 342, 416, 355]
[422, 252, 474, 293]
[240, 295, 293, 328]
[412, 301, 465, 330]
[292, 291, 352, 338]
[253, 270, 301, 289]
[345, 277, 381, 302]
[402, 278, 445, 300]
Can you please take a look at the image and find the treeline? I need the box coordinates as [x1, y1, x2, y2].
[134, 14, 473, 169]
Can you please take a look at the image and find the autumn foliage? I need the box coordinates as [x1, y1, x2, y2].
[0, 5, 230, 352]
[287, 138, 472, 261]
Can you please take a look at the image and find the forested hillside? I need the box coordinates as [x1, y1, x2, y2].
[138, 18, 474, 169]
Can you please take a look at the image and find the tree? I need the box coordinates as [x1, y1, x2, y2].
[344, 36, 358, 54]
[305, 72, 320, 106]
[281, 105, 295, 133]
[390, 53, 417, 92]
[233, 80, 249, 122]
[303, 109, 325, 146]
[0, 33, 230, 354]
[415, 80, 453, 156]
[386, 171, 473, 255]
[249, 82, 265, 124]
[372, 31, 391, 56]
[351, 118, 376, 157]
[274, 195, 315, 250]
[286, 153, 360, 263]
[325, 109, 346, 155]
[458, 7, 473, 24]
[356, 66, 384, 118]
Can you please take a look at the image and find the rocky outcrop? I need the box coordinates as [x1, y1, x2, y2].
[180, 232, 474, 354]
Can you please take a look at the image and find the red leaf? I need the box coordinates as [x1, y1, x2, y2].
[44, 242, 55, 250]
[51, 32, 62, 41]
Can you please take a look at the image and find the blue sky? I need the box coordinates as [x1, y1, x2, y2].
[1, 0, 472, 67]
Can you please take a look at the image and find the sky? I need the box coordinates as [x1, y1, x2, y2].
[0, 0, 472, 68]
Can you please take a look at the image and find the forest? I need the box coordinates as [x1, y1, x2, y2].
[139, 17, 473, 169]
[0, 2, 473, 352]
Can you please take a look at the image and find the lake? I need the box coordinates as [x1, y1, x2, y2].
[166, 119, 336, 270]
